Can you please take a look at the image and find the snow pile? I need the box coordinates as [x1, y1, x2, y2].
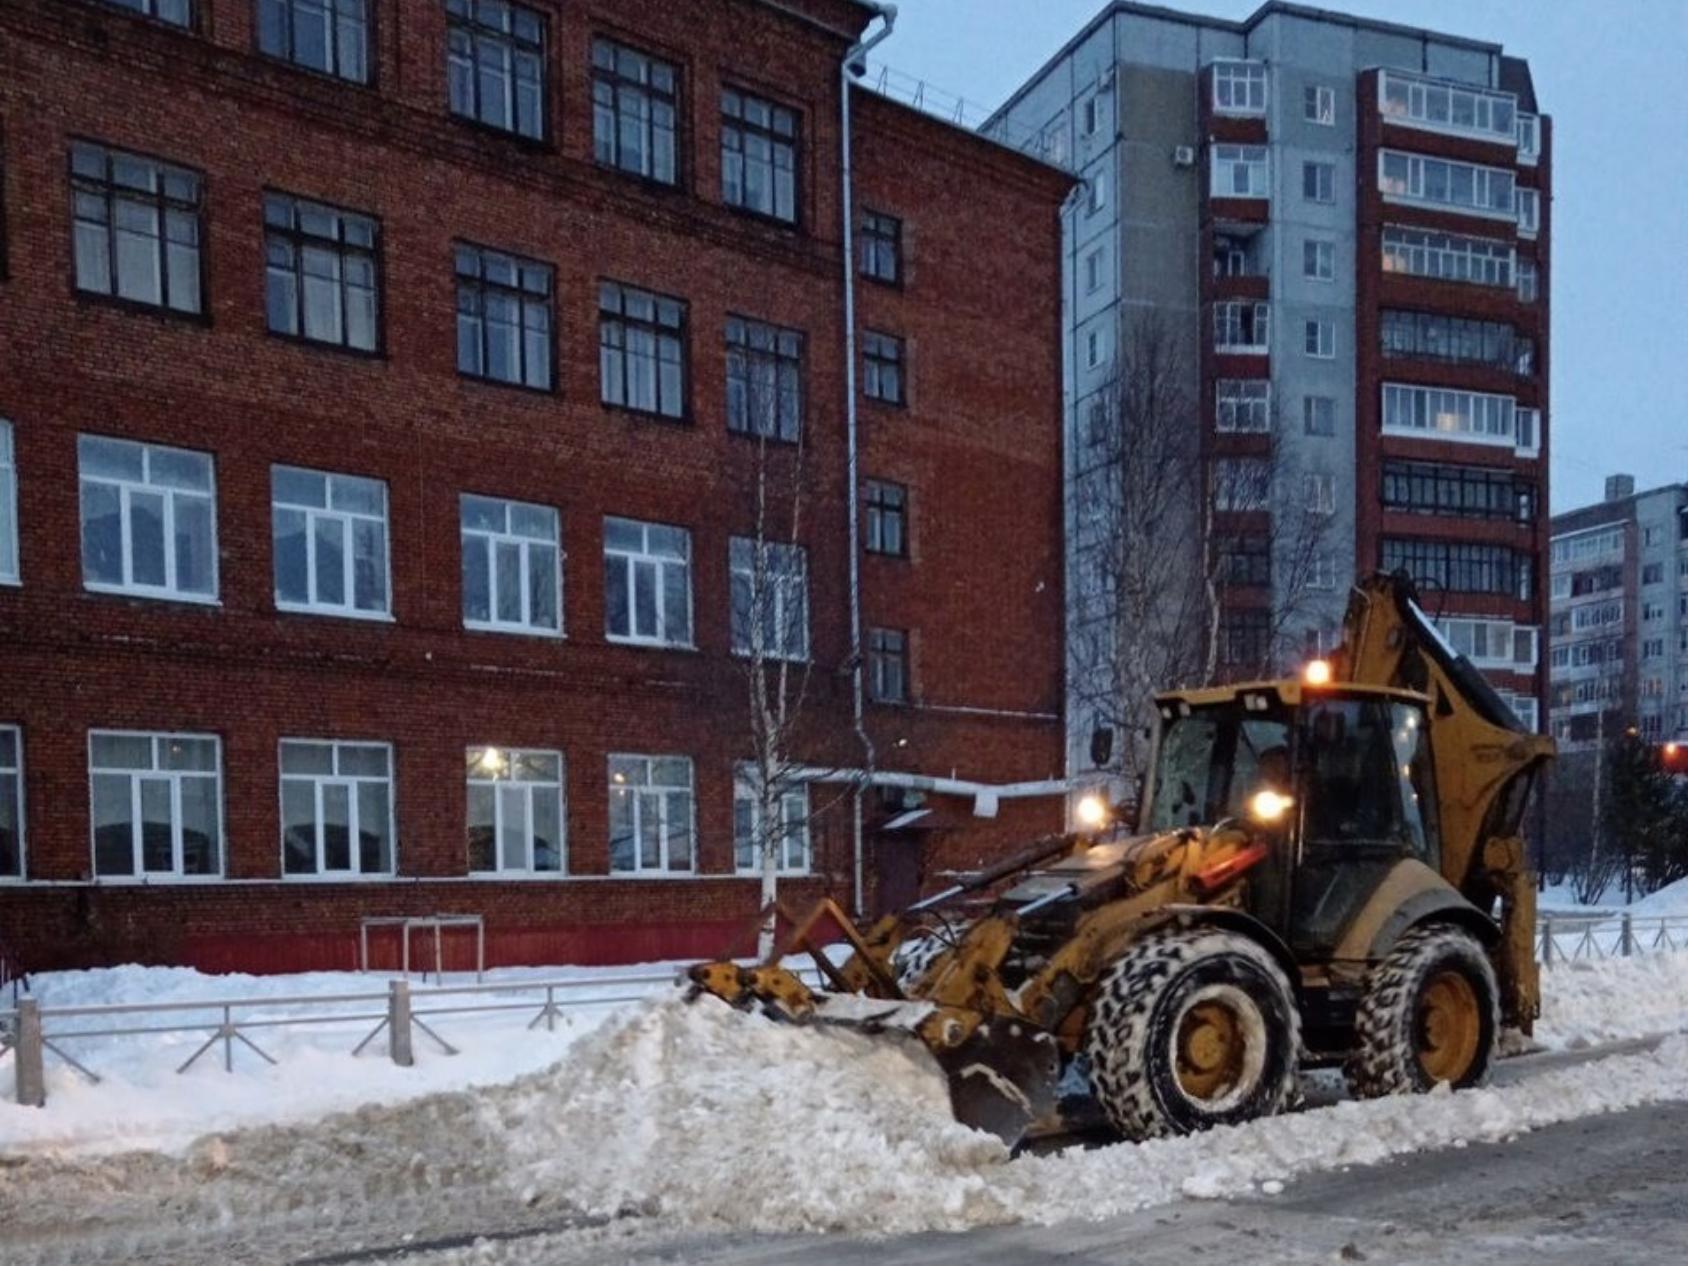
[1630, 875, 1688, 916]
[1534, 949, 1688, 1050]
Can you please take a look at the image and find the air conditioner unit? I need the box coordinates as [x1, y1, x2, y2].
[1172, 144, 1196, 168]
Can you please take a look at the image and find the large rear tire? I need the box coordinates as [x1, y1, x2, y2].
[1345, 924, 1498, 1099]
[1084, 928, 1301, 1140]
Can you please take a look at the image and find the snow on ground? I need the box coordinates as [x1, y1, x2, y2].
[1535, 949, 1688, 1050]
[1631, 875, 1688, 915]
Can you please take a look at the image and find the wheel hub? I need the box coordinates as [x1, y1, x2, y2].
[1416, 969, 1481, 1084]
[1176, 997, 1248, 1102]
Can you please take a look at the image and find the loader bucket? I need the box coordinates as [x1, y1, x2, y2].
[928, 1018, 1064, 1148]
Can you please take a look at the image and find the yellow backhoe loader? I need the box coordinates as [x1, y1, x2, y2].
[688, 573, 1555, 1146]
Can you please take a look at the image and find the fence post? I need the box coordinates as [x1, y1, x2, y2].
[15, 998, 45, 1108]
[388, 979, 414, 1068]
[1541, 917, 1553, 968]
[1622, 913, 1634, 958]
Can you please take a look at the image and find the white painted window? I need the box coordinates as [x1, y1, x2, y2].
[272, 465, 390, 618]
[1573, 601, 1624, 631]
[1304, 472, 1336, 515]
[1303, 238, 1335, 280]
[78, 435, 217, 603]
[1214, 301, 1269, 352]
[1211, 144, 1268, 197]
[466, 747, 563, 874]
[0, 421, 16, 585]
[1303, 396, 1336, 436]
[1550, 528, 1623, 565]
[1517, 113, 1540, 164]
[1084, 246, 1104, 293]
[608, 754, 694, 874]
[1381, 382, 1516, 446]
[603, 517, 692, 647]
[1304, 84, 1335, 125]
[1381, 226, 1513, 288]
[1516, 258, 1539, 303]
[1436, 617, 1538, 669]
[1378, 150, 1515, 218]
[1550, 574, 1571, 600]
[1644, 637, 1665, 660]
[0, 726, 21, 880]
[1307, 554, 1336, 590]
[1215, 379, 1271, 433]
[1212, 61, 1266, 115]
[1080, 94, 1100, 137]
[1304, 320, 1335, 359]
[1087, 173, 1106, 213]
[89, 731, 222, 879]
[280, 740, 394, 877]
[1213, 458, 1270, 512]
[1377, 70, 1516, 143]
[733, 764, 810, 874]
[460, 494, 561, 636]
[1302, 161, 1335, 204]
[1515, 407, 1540, 456]
[730, 537, 809, 661]
[1515, 187, 1539, 238]
[1509, 695, 1539, 732]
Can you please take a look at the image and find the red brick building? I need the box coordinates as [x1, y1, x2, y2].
[0, 0, 1070, 973]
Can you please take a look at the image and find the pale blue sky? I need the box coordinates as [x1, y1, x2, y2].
[870, 0, 1688, 512]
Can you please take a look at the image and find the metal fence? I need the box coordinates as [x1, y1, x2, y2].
[1537, 914, 1688, 966]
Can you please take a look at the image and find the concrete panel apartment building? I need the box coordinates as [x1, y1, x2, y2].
[986, 1, 1550, 780]
[0, 0, 1072, 973]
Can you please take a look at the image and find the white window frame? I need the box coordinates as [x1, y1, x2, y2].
[460, 493, 562, 637]
[1517, 113, 1540, 165]
[466, 746, 565, 876]
[1214, 301, 1269, 353]
[733, 764, 811, 876]
[1572, 601, 1625, 632]
[1303, 396, 1336, 436]
[1087, 172, 1107, 214]
[1550, 573, 1571, 600]
[1215, 379, 1271, 433]
[1376, 70, 1517, 145]
[279, 739, 396, 879]
[1516, 258, 1539, 303]
[1211, 144, 1268, 198]
[88, 730, 224, 882]
[1084, 246, 1104, 294]
[1304, 472, 1336, 515]
[1303, 238, 1335, 281]
[1550, 527, 1623, 565]
[1080, 93, 1100, 137]
[1307, 553, 1337, 591]
[730, 537, 810, 661]
[1085, 328, 1103, 369]
[1515, 407, 1541, 457]
[608, 754, 695, 875]
[1381, 225, 1514, 289]
[1514, 186, 1540, 238]
[1302, 161, 1336, 204]
[1381, 382, 1517, 448]
[1378, 150, 1515, 219]
[1304, 83, 1335, 126]
[1436, 616, 1538, 670]
[1304, 320, 1335, 359]
[78, 435, 218, 604]
[0, 724, 22, 881]
[603, 516, 693, 648]
[1211, 60, 1267, 116]
[1213, 458, 1270, 512]
[271, 465, 392, 620]
[0, 420, 16, 586]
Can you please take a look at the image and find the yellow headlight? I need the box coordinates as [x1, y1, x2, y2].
[1076, 794, 1109, 829]
[1249, 790, 1294, 822]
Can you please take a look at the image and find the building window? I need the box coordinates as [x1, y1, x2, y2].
[1657, 562, 1679, 585]
[1377, 70, 1516, 145]
[98, 0, 192, 24]
[1378, 150, 1515, 218]
[1211, 144, 1268, 197]
[89, 731, 222, 879]
[865, 479, 908, 556]
[1381, 538, 1527, 598]
[1087, 173, 1107, 214]
[1550, 528, 1623, 566]
[257, 0, 370, 83]
[868, 628, 908, 703]
[1303, 396, 1336, 437]
[1213, 457, 1270, 512]
[1303, 239, 1335, 281]
[1218, 533, 1270, 586]
[730, 537, 809, 661]
[455, 243, 553, 390]
[0, 421, 16, 585]
[1307, 554, 1337, 591]
[271, 465, 390, 618]
[1517, 113, 1540, 163]
[598, 281, 687, 418]
[603, 517, 692, 647]
[1211, 61, 1266, 115]
[460, 493, 560, 635]
[1380, 309, 1532, 375]
[1381, 225, 1513, 288]
[1438, 618, 1539, 671]
[466, 747, 563, 874]
[1643, 637, 1665, 660]
[1517, 258, 1539, 303]
[721, 88, 798, 223]
[1085, 329, 1104, 369]
[863, 332, 905, 404]
[726, 317, 803, 441]
[280, 740, 394, 876]
[1515, 187, 1540, 238]
[1304, 472, 1336, 515]
[1080, 94, 1100, 137]
[1303, 320, 1334, 359]
[860, 210, 901, 283]
[1215, 380, 1270, 433]
[70, 142, 202, 315]
[1515, 407, 1540, 455]
[264, 193, 379, 352]
[1214, 301, 1269, 352]
[734, 766, 810, 874]
[1084, 246, 1105, 293]
[446, 0, 545, 140]
[1219, 609, 1271, 668]
[0, 726, 21, 879]
[1382, 382, 1516, 446]
[608, 755, 694, 874]
[1302, 161, 1335, 204]
[1382, 460, 1535, 522]
[1304, 84, 1335, 125]
[590, 38, 678, 184]
[78, 435, 217, 602]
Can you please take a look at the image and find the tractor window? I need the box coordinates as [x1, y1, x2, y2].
[1300, 699, 1408, 848]
[1146, 706, 1292, 831]
[1146, 711, 1222, 830]
[1225, 719, 1294, 819]
[1390, 702, 1440, 864]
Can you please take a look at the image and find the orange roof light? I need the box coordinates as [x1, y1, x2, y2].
[1303, 659, 1333, 687]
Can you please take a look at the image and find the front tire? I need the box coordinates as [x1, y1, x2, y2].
[1084, 928, 1301, 1140]
[1345, 924, 1498, 1098]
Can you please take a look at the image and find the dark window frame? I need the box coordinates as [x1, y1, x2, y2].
[256, 0, 375, 86]
[94, 0, 195, 29]
[1380, 537, 1527, 598]
[1381, 460, 1535, 523]
[455, 241, 555, 393]
[859, 209, 901, 285]
[862, 331, 905, 406]
[868, 627, 908, 703]
[591, 36, 682, 188]
[725, 315, 803, 441]
[1218, 607, 1272, 668]
[864, 479, 908, 557]
[263, 190, 383, 356]
[721, 86, 801, 226]
[1217, 533, 1271, 587]
[598, 280, 689, 421]
[445, 0, 549, 143]
[69, 139, 207, 322]
[1380, 308, 1534, 376]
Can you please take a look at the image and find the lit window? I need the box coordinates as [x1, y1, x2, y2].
[729, 537, 809, 661]
[608, 755, 694, 874]
[446, 0, 546, 140]
[592, 38, 679, 184]
[466, 747, 563, 874]
[70, 142, 203, 315]
[89, 731, 222, 879]
[271, 465, 390, 618]
[460, 494, 560, 635]
[78, 435, 217, 602]
[603, 517, 691, 647]
[734, 765, 810, 874]
[280, 740, 394, 876]
[1381, 383, 1516, 446]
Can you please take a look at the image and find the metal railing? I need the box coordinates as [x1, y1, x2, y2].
[1537, 914, 1688, 966]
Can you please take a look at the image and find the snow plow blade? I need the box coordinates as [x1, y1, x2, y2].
[928, 1018, 1064, 1146]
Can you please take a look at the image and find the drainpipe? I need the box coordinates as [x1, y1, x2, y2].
[840, 2, 898, 916]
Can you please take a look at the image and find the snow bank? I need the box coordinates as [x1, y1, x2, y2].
[1535, 949, 1688, 1050]
[1630, 875, 1688, 916]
